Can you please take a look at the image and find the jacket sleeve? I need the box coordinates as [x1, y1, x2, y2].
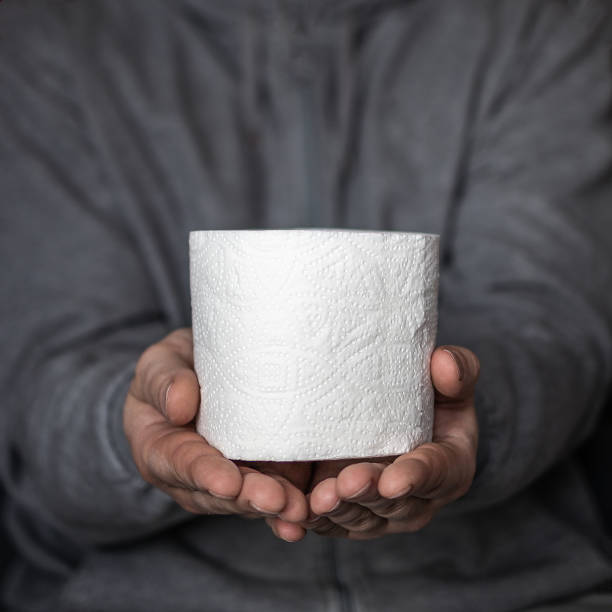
[438, 3, 612, 511]
[0, 5, 189, 548]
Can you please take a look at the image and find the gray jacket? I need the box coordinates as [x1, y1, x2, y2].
[1, 1, 612, 611]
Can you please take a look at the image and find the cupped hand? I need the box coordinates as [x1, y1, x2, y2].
[123, 328, 311, 542]
[268, 346, 479, 540]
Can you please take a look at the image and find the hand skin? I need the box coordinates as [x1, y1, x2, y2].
[123, 328, 311, 542]
[266, 346, 480, 540]
[124, 329, 479, 543]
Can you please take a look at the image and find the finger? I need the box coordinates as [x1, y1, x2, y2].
[181, 489, 245, 515]
[323, 499, 387, 533]
[146, 423, 244, 498]
[273, 477, 309, 523]
[378, 441, 472, 501]
[235, 461, 311, 521]
[335, 462, 434, 519]
[336, 462, 386, 502]
[431, 345, 480, 403]
[153, 481, 245, 516]
[306, 482, 350, 537]
[309, 478, 341, 515]
[129, 397, 291, 516]
[311, 471, 387, 533]
[265, 517, 307, 542]
[164, 369, 200, 426]
[362, 495, 432, 521]
[161, 328, 195, 366]
[333, 462, 391, 530]
[303, 514, 350, 538]
[236, 471, 288, 516]
[165, 485, 270, 519]
[131, 332, 199, 425]
[429, 345, 479, 466]
[125, 397, 243, 498]
[170, 474, 298, 522]
[347, 508, 435, 539]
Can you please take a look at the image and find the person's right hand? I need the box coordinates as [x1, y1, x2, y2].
[123, 328, 311, 541]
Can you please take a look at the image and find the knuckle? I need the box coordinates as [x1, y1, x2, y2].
[362, 497, 388, 512]
[381, 500, 414, 520]
[137, 343, 164, 373]
[163, 328, 193, 353]
[346, 514, 382, 533]
[406, 453, 435, 478]
[145, 451, 170, 486]
[170, 441, 203, 483]
[134, 439, 160, 485]
[190, 491, 215, 514]
[143, 432, 178, 483]
[167, 440, 189, 471]
[136, 347, 174, 409]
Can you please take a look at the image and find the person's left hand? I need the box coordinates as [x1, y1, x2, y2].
[265, 345, 479, 540]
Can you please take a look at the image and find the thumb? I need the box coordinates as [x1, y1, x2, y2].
[430, 345, 480, 402]
[130, 329, 200, 426]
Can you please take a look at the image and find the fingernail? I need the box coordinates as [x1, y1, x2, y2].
[324, 499, 341, 514]
[345, 482, 371, 500]
[388, 484, 413, 499]
[164, 383, 173, 415]
[442, 348, 464, 382]
[209, 490, 235, 501]
[249, 501, 277, 516]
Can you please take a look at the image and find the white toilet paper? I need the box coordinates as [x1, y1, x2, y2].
[190, 229, 439, 461]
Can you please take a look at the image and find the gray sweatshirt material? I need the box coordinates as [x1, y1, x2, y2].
[1, 1, 612, 611]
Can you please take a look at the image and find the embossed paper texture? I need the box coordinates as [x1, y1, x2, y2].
[190, 229, 439, 461]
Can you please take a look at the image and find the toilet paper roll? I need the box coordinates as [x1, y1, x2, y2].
[190, 229, 439, 461]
